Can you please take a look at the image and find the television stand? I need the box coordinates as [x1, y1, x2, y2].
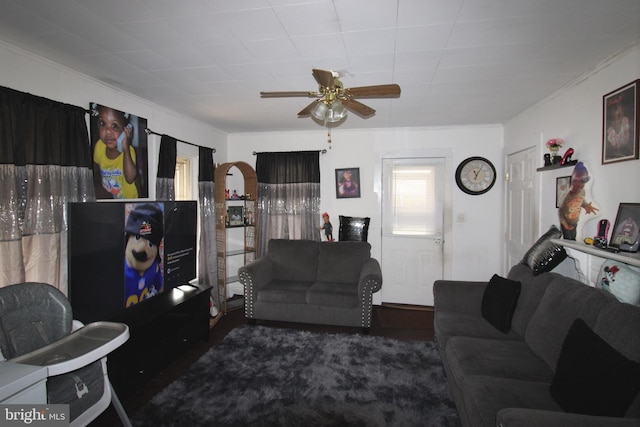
[106, 284, 211, 396]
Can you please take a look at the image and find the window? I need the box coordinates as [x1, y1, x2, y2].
[382, 158, 444, 236]
[175, 156, 190, 200]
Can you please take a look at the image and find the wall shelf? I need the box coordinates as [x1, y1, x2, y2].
[536, 160, 578, 172]
[551, 238, 640, 268]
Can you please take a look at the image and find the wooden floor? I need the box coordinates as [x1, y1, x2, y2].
[91, 304, 434, 426]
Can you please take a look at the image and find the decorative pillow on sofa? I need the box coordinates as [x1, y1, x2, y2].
[595, 260, 640, 306]
[481, 274, 521, 333]
[550, 318, 640, 417]
[339, 216, 370, 242]
[521, 225, 567, 275]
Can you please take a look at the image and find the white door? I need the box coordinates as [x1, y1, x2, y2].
[505, 147, 537, 271]
[381, 157, 444, 306]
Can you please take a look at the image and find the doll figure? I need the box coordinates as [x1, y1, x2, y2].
[321, 212, 334, 242]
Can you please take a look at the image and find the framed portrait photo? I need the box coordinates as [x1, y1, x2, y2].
[227, 206, 244, 226]
[602, 80, 639, 165]
[90, 103, 149, 199]
[555, 176, 571, 208]
[610, 203, 640, 251]
[335, 168, 361, 199]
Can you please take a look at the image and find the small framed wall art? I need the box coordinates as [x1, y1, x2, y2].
[556, 176, 571, 208]
[602, 80, 639, 164]
[335, 167, 361, 198]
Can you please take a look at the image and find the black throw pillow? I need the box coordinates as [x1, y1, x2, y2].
[521, 225, 567, 275]
[481, 274, 521, 333]
[550, 318, 640, 417]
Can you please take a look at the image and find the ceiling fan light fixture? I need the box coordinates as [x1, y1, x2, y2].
[311, 101, 329, 121]
[311, 100, 347, 123]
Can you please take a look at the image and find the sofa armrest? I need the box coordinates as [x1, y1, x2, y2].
[433, 279, 487, 315]
[497, 408, 640, 427]
[238, 256, 274, 301]
[358, 258, 382, 295]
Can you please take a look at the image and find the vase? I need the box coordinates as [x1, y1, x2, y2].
[552, 155, 562, 165]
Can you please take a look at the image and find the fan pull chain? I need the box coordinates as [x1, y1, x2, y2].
[327, 127, 332, 149]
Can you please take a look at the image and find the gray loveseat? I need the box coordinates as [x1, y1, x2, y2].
[434, 263, 640, 427]
[238, 239, 382, 331]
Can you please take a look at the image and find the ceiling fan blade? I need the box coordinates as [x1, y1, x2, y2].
[260, 91, 317, 98]
[345, 84, 401, 98]
[297, 100, 319, 116]
[342, 99, 376, 118]
[312, 69, 335, 89]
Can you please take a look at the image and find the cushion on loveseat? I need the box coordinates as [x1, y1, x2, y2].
[268, 239, 319, 282]
[317, 241, 371, 284]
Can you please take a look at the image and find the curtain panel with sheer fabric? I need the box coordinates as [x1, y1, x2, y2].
[156, 134, 176, 200]
[256, 151, 321, 256]
[0, 86, 94, 292]
[197, 147, 218, 313]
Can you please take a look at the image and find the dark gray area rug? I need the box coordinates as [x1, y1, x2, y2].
[132, 325, 459, 427]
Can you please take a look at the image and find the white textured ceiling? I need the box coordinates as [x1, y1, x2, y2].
[0, 0, 639, 133]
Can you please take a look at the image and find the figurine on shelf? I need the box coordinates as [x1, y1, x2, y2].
[231, 190, 240, 200]
[320, 212, 334, 242]
[543, 153, 552, 167]
[225, 189, 230, 200]
[561, 147, 575, 165]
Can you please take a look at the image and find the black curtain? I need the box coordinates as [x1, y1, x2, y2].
[256, 151, 321, 255]
[156, 134, 176, 200]
[256, 151, 320, 183]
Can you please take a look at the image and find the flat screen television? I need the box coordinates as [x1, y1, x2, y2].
[68, 200, 197, 323]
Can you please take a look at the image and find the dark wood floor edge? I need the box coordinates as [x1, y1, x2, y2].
[380, 302, 434, 311]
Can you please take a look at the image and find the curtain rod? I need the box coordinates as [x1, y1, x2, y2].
[145, 128, 216, 153]
[252, 149, 327, 155]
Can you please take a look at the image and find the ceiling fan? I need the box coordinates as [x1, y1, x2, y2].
[260, 69, 401, 125]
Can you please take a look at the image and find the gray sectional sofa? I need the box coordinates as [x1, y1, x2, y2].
[434, 263, 640, 427]
[238, 239, 382, 331]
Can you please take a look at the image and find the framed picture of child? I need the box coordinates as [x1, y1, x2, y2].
[335, 168, 361, 199]
[602, 80, 639, 165]
[610, 203, 640, 250]
[90, 103, 149, 199]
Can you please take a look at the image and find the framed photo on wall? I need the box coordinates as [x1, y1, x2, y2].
[610, 203, 640, 250]
[602, 80, 639, 165]
[335, 167, 361, 199]
[556, 176, 571, 208]
[90, 103, 149, 199]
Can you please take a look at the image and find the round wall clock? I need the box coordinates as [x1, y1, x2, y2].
[455, 156, 496, 195]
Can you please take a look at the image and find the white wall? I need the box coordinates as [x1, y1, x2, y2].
[0, 40, 227, 196]
[228, 125, 505, 286]
[504, 43, 640, 282]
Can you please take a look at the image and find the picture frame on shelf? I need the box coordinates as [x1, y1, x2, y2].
[610, 203, 640, 252]
[602, 80, 639, 165]
[556, 176, 571, 208]
[335, 167, 361, 199]
[228, 206, 244, 226]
